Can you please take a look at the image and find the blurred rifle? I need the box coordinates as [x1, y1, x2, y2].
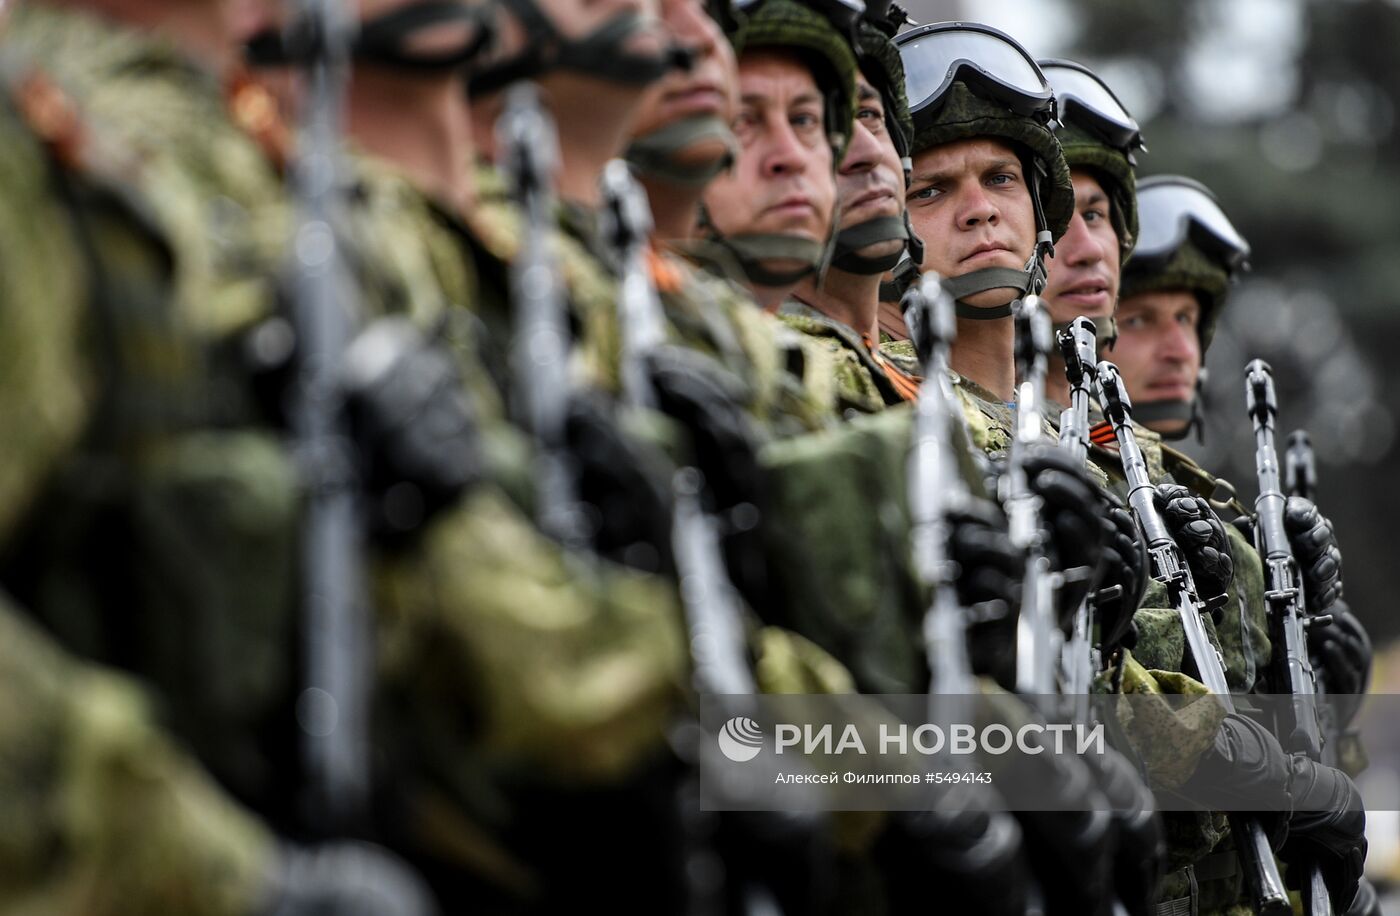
[284, 0, 370, 837]
[497, 83, 590, 550]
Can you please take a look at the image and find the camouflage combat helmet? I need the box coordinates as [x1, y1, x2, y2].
[1118, 174, 1249, 435]
[895, 22, 1073, 317]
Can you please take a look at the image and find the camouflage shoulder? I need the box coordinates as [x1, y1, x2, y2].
[0, 595, 275, 915]
[0, 83, 95, 552]
[952, 373, 1012, 455]
[877, 339, 920, 376]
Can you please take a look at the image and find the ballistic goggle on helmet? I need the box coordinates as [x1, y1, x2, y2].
[1119, 174, 1250, 435]
[895, 22, 1073, 314]
[1039, 58, 1144, 259]
[1123, 174, 1250, 350]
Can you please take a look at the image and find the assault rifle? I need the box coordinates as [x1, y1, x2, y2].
[1096, 361, 1291, 916]
[599, 158, 754, 698]
[1006, 296, 1062, 695]
[284, 0, 370, 835]
[1055, 317, 1100, 719]
[1246, 360, 1335, 916]
[498, 83, 590, 550]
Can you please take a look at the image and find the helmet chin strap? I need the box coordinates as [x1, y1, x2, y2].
[1132, 374, 1207, 443]
[830, 215, 908, 274]
[625, 114, 737, 188]
[469, 0, 687, 97]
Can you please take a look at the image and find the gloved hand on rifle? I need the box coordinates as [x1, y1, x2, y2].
[1095, 503, 1148, 653]
[566, 389, 674, 573]
[947, 495, 1022, 685]
[1282, 754, 1368, 911]
[1312, 600, 1371, 722]
[645, 344, 772, 608]
[1153, 484, 1233, 615]
[877, 793, 1032, 916]
[1018, 446, 1106, 624]
[341, 317, 483, 540]
[263, 840, 438, 916]
[1283, 496, 1344, 613]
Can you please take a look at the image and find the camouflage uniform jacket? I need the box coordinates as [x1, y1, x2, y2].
[777, 298, 921, 412]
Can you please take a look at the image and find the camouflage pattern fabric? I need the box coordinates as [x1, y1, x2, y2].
[0, 593, 274, 916]
[777, 299, 916, 413]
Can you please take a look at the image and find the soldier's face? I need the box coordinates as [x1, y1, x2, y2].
[629, 0, 737, 154]
[1043, 170, 1119, 324]
[1112, 289, 1202, 435]
[836, 75, 906, 262]
[906, 137, 1035, 308]
[702, 51, 836, 249]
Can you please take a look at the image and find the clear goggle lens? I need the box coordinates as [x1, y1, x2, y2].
[1135, 176, 1250, 271]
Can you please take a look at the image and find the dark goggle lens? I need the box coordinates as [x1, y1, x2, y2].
[1041, 62, 1141, 151]
[1135, 178, 1250, 270]
[897, 25, 1051, 118]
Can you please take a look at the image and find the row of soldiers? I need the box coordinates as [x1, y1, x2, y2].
[0, 0, 1379, 913]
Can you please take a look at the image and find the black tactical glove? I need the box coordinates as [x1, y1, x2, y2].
[1284, 496, 1344, 612]
[340, 318, 483, 539]
[1344, 877, 1382, 916]
[645, 344, 772, 609]
[565, 390, 674, 573]
[1013, 750, 1117, 916]
[1180, 713, 1291, 847]
[1282, 755, 1368, 910]
[644, 344, 764, 516]
[879, 798, 1031, 916]
[1019, 445, 1106, 623]
[264, 841, 438, 916]
[1083, 746, 1165, 916]
[717, 808, 835, 916]
[1095, 504, 1148, 652]
[1313, 601, 1371, 724]
[947, 497, 1022, 685]
[1153, 484, 1233, 614]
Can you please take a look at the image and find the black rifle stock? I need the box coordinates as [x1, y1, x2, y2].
[285, 0, 370, 836]
[1096, 361, 1291, 916]
[1246, 361, 1335, 916]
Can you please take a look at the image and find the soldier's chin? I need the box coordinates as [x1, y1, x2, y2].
[1146, 415, 1191, 437]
